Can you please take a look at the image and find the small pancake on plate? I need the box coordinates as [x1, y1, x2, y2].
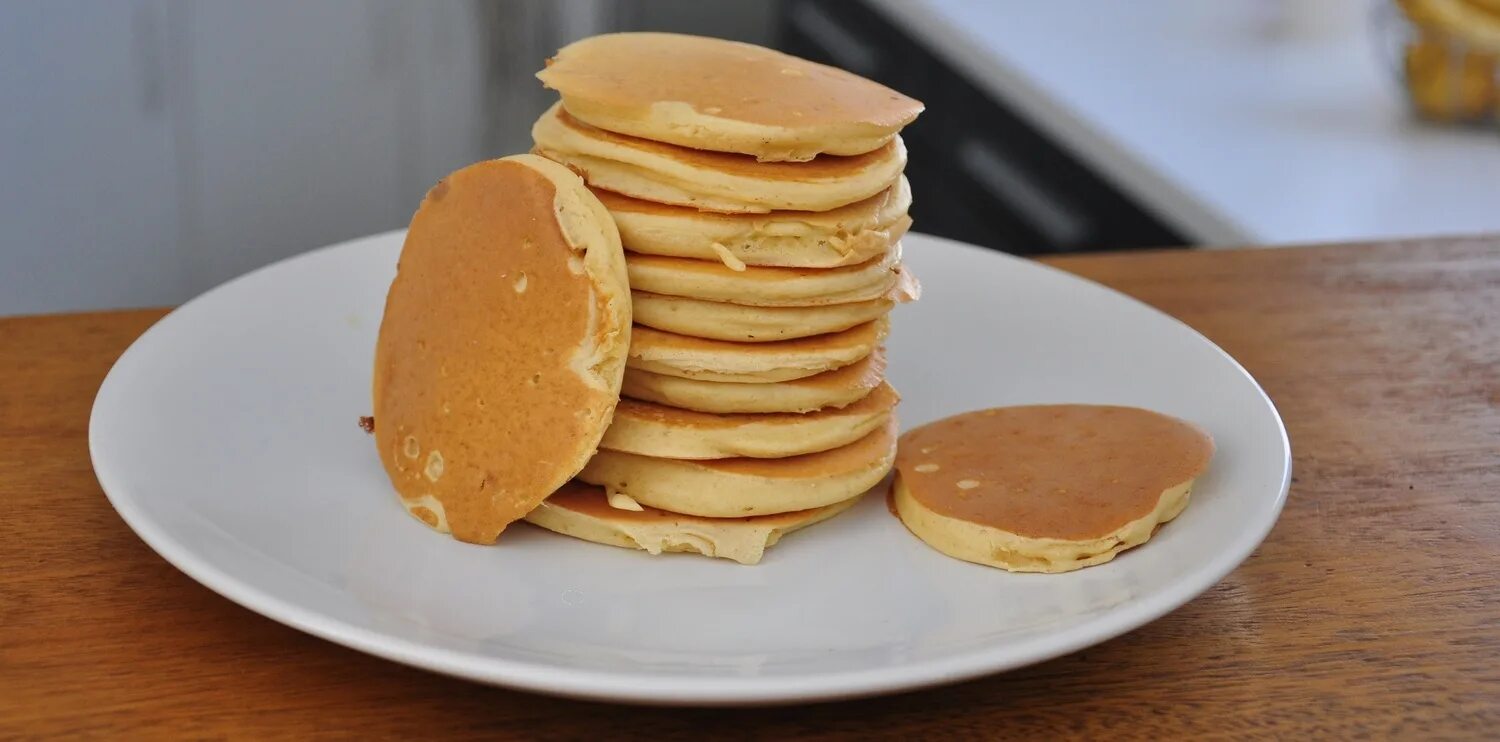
[579, 418, 897, 517]
[371, 154, 630, 544]
[626, 245, 916, 308]
[631, 290, 895, 342]
[597, 177, 911, 269]
[893, 405, 1214, 573]
[601, 382, 899, 459]
[532, 102, 906, 213]
[622, 348, 887, 414]
[524, 480, 863, 565]
[536, 32, 923, 161]
[626, 318, 886, 383]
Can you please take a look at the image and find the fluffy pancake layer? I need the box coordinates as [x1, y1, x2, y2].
[579, 417, 898, 517]
[622, 348, 887, 414]
[892, 405, 1214, 572]
[372, 154, 630, 544]
[597, 177, 911, 268]
[632, 290, 894, 342]
[533, 102, 906, 213]
[524, 480, 862, 565]
[893, 475, 1193, 574]
[626, 245, 912, 307]
[626, 318, 886, 382]
[536, 32, 923, 161]
[601, 382, 899, 459]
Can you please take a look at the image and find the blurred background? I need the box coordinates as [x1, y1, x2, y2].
[4, 0, 1499, 316]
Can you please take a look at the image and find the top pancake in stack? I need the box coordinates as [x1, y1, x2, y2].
[535, 32, 922, 162]
[527, 33, 923, 563]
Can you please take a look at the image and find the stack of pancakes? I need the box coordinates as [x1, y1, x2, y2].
[524, 33, 924, 564]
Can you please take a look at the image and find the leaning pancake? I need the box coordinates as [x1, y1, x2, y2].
[524, 480, 862, 565]
[579, 418, 897, 517]
[626, 245, 915, 307]
[626, 318, 886, 382]
[893, 405, 1214, 573]
[632, 290, 895, 342]
[532, 102, 906, 213]
[622, 349, 887, 414]
[536, 32, 924, 161]
[371, 154, 630, 544]
[597, 177, 911, 269]
[601, 382, 899, 459]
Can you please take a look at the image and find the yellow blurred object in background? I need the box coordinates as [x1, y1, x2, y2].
[1399, 0, 1500, 51]
[1396, 0, 1500, 123]
[1403, 36, 1497, 121]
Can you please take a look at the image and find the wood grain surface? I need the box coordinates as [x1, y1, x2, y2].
[2, 238, 1497, 739]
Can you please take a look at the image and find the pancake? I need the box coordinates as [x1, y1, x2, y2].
[536, 32, 924, 161]
[626, 245, 916, 308]
[632, 290, 894, 342]
[597, 177, 911, 269]
[579, 417, 897, 517]
[372, 155, 630, 544]
[892, 405, 1214, 573]
[601, 382, 899, 459]
[532, 102, 907, 213]
[524, 480, 862, 565]
[622, 348, 887, 414]
[626, 318, 886, 382]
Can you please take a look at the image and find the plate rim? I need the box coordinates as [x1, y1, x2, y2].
[89, 230, 1291, 706]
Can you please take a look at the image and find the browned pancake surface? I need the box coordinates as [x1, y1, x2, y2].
[537, 33, 921, 130]
[372, 159, 615, 544]
[896, 405, 1214, 541]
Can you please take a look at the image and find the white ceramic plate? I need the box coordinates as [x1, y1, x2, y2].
[91, 231, 1289, 705]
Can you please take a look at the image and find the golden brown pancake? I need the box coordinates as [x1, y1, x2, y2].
[579, 418, 898, 517]
[622, 348, 887, 414]
[531, 103, 907, 213]
[597, 177, 911, 269]
[524, 480, 862, 565]
[626, 245, 914, 307]
[626, 318, 886, 382]
[601, 382, 899, 459]
[892, 405, 1214, 573]
[631, 290, 895, 342]
[536, 32, 923, 161]
[371, 155, 630, 544]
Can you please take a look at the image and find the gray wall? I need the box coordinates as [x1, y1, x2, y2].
[0, 0, 779, 316]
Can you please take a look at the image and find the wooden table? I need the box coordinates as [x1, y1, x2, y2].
[2, 237, 1496, 738]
